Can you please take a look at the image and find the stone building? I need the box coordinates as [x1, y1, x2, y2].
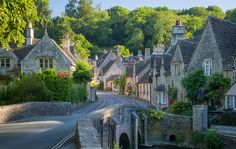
[187, 16, 236, 108]
[0, 23, 78, 90]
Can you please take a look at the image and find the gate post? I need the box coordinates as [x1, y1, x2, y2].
[131, 113, 139, 149]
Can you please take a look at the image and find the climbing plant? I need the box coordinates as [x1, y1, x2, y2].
[118, 68, 126, 94]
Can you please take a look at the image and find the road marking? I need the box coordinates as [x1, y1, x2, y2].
[50, 97, 105, 149]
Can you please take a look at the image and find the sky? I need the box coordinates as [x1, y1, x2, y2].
[49, 0, 236, 17]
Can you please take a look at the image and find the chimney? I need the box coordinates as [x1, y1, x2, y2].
[116, 48, 120, 57]
[138, 50, 142, 58]
[26, 22, 34, 46]
[171, 19, 185, 46]
[95, 55, 98, 61]
[152, 44, 165, 55]
[145, 48, 150, 59]
[103, 49, 107, 54]
[62, 33, 70, 50]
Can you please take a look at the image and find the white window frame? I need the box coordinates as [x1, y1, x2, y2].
[39, 58, 54, 69]
[0, 58, 11, 68]
[204, 59, 212, 76]
[173, 63, 180, 75]
[226, 95, 236, 110]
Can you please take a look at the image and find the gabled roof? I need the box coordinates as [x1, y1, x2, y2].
[122, 56, 142, 64]
[137, 70, 151, 84]
[135, 58, 151, 75]
[151, 54, 162, 74]
[126, 64, 134, 77]
[208, 16, 236, 69]
[163, 54, 172, 74]
[107, 74, 119, 82]
[97, 52, 110, 67]
[102, 59, 116, 74]
[13, 45, 36, 60]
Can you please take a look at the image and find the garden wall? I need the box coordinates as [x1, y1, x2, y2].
[147, 114, 193, 144]
[0, 102, 74, 124]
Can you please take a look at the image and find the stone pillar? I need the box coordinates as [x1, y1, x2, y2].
[143, 114, 148, 144]
[132, 113, 139, 149]
[193, 105, 208, 132]
[88, 87, 96, 102]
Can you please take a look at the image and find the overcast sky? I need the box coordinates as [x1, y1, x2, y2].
[49, 0, 236, 17]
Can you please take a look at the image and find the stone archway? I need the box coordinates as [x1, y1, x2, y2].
[119, 133, 131, 149]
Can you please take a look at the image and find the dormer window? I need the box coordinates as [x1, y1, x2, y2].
[173, 63, 180, 75]
[204, 59, 212, 76]
[0, 58, 11, 68]
[39, 58, 54, 69]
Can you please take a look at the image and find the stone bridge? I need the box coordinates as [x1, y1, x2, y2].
[76, 104, 148, 149]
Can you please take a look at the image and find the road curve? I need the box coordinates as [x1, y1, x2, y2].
[0, 91, 149, 149]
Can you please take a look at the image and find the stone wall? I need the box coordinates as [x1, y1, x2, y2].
[147, 114, 192, 144]
[0, 102, 73, 124]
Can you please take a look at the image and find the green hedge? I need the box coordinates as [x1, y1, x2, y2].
[169, 101, 192, 116]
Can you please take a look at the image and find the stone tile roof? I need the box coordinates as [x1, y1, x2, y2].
[151, 55, 162, 75]
[155, 84, 166, 91]
[137, 70, 151, 84]
[107, 74, 119, 81]
[96, 52, 110, 67]
[122, 56, 141, 64]
[135, 58, 151, 75]
[13, 45, 36, 60]
[163, 54, 172, 74]
[102, 59, 116, 74]
[126, 64, 134, 77]
[208, 16, 236, 69]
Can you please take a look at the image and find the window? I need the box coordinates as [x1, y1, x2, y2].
[226, 95, 236, 110]
[174, 63, 180, 75]
[39, 58, 54, 69]
[0, 58, 11, 68]
[204, 59, 212, 76]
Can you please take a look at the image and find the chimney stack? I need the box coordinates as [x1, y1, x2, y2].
[152, 44, 165, 55]
[138, 50, 142, 58]
[145, 48, 150, 59]
[62, 33, 70, 50]
[26, 22, 34, 46]
[171, 19, 185, 46]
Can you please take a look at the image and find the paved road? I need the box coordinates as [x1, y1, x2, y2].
[0, 91, 149, 149]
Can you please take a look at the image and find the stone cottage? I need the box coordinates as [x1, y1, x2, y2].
[187, 16, 236, 108]
[0, 22, 78, 90]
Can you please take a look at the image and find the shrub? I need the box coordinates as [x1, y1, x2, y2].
[42, 69, 72, 101]
[150, 110, 166, 120]
[113, 143, 119, 149]
[73, 60, 92, 84]
[175, 131, 185, 144]
[192, 131, 204, 146]
[204, 129, 223, 149]
[211, 111, 236, 126]
[71, 83, 87, 103]
[0, 74, 53, 104]
[169, 101, 192, 116]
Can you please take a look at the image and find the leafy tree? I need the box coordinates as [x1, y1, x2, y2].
[73, 60, 92, 83]
[74, 34, 92, 59]
[207, 6, 225, 19]
[181, 70, 207, 104]
[108, 6, 129, 45]
[205, 73, 230, 107]
[126, 28, 144, 54]
[180, 7, 208, 17]
[65, 0, 78, 17]
[225, 8, 236, 23]
[119, 68, 126, 95]
[0, 0, 38, 48]
[112, 45, 130, 57]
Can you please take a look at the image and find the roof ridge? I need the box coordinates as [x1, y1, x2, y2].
[208, 15, 236, 27]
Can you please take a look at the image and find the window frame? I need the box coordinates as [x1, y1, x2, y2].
[0, 58, 11, 68]
[204, 59, 212, 76]
[39, 58, 54, 69]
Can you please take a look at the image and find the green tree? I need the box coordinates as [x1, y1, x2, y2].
[0, 0, 38, 48]
[207, 6, 225, 19]
[65, 0, 78, 17]
[180, 7, 208, 17]
[112, 45, 130, 57]
[108, 6, 129, 45]
[73, 60, 92, 83]
[181, 70, 207, 104]
[205, 73, 231, 107]
[126, 28, 144, 54]
[119, 68, 126, 95]
[74, 34, 92, 59]
[225, 8, 236, 23]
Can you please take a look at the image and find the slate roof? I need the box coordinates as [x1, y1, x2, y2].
[135, 58, 151, 75]
[137, 70, 151, 84]
[151, 55, 162, 74]
[122, 56, 141, 64]
[102, 59, 116, 74]
[126, 64, 134, 77]
[13, 45, 36, 60]
[163, 54, 172, 74]
[97, 52, 110, 67]
[107, 74, 119, 81]
[208, 16, 236, 69]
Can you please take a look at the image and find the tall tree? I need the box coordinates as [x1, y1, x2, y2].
[225, 8, 236, 23]
[108, 6, 129, 45]
[74, 34, 92, 59]
[65, 0, 78, 17]
[0, 0, 38, 49]
[207, 6, 225, 19]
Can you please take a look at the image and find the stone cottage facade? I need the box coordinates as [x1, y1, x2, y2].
[0, 23, 78, 90]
